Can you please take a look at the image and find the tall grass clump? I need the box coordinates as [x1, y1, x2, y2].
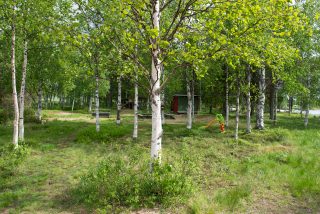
[73, 155, 196, 211]
[287, 153, 320, 198]
[215, 184, 252, 211]
[76, 125, 131, 144]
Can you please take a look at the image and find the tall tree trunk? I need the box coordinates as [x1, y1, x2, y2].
[186, 72, 192, 130]
[235, 74, 240, 140]
[274, 86, 278, 125]
[49, 95, 53, 109]
[270, 83, 275, 120]
[89, 95, 92, 112]
[133, 74, 138, 139]
[192, 70, 195, 120]
[304, 75, 311, 127]
[256, 66, 266, 130]
[246, 67, 251, 134]
[225, 66, 229, 128]
[94, 59, 100, 132]
[37, 84, 42, 121]
[161, 66, 165, 125]
[11, 17, 19, 147]
[71, 94, 75, 112]
[116, 76, 121, 125]
[80, 95, 84, 108]
[289, 96, 293, 115]
[19, 40, 28, 141]
[150, 0, 162, 161]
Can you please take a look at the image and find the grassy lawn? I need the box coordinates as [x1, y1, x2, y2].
[1, 110, 320, 213]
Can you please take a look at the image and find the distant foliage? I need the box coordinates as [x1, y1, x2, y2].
[73, 155, 195, 210]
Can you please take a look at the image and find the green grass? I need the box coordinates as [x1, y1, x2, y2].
[0, 110, 320, 213]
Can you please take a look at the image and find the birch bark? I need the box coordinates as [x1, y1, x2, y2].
[19, 40, 28, 141]
[89, 95, 92, 112]
[37, 84, 42, 121]
[133, 73, 138, 139]
[246, 68, 251, 134]
[150, 0, 162, 161]
[161, 67, 165, 125]
[11, 16, 19, 147]
[94, 59, 100, 132]
[235, 74, 240, 140]
[186, 72, 192, 129]
[274, 87, 278, 125]
[256, 66, 266, 130]
[71, 96, 75, 112]
[304, 74, 311, 127]
[225, 66, 229, 128]
[116, 76, 121, 125]
[192, 71, 195, 120]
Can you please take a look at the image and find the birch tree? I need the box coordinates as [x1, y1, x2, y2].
[133, 72, 138, 139]
[11, 5, 19, 147]
[116, 76, 122, 125]
[186, 70, 192, 130]
[246, 66, 251, 133]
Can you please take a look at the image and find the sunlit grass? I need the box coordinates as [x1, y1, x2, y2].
[0, 110, 320, 213]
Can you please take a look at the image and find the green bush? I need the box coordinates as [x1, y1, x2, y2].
[24, 108, 38, 123]
[73, 156, 195, 210]
[0, 143, 29, 189]
[0, 108, 11, 124]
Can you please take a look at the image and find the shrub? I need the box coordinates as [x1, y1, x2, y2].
[24, 108, 38, 123]
[73, 155, 195, 210]
[0, 143, 29, 189]
[0, 108, 11, 124]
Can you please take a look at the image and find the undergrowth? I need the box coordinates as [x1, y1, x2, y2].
[73, 155, 196, 212]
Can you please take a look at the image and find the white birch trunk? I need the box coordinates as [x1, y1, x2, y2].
[304, 105, 309, 127]
[80, 96, 84, 108]
[304, 75, 311, 127]
[225, 66, 229, 128]
[116, 76, 121, 125]
[89, 96, 92, 112]
[19, 40, 27, 141]
[192, 71, 195, 120]
[95, 76, 100, 132]
[246, 68, 251, 134]
[274, 87, 278, 125]
[71, 97, 75, 112]
[186, 73, 192, 130]
[235, 75, 240, 140]
[133, 74, 138, 139]
[150, 0, 162, 161]
[161, 66, 165, 125]
[95, 67, 100, 132]
[256, 66, 266, 130]
[11, 18, 19, 147]
[37, 84, 42, 121]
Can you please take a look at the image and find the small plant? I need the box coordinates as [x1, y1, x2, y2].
[216, 114, 225, 133]
[0, 143, 29, 191]
[215, 184, 252, 211]
[216, 114, 224, 124]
